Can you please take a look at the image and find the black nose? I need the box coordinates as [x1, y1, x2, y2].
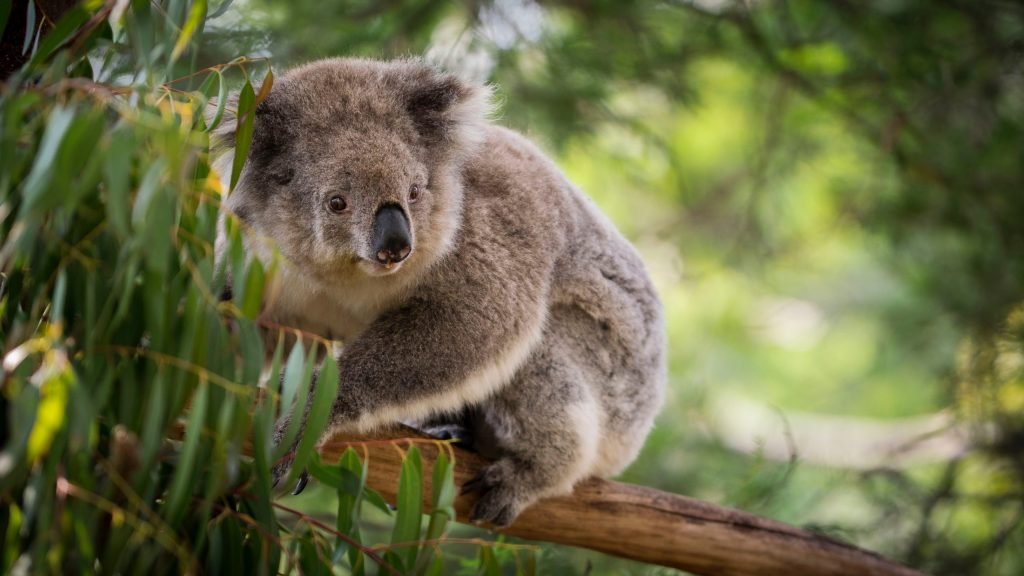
[372, 205, 412, 264]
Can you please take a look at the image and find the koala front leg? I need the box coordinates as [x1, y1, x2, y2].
[272, 285, 547, 491]
[329, 292, 546, 432]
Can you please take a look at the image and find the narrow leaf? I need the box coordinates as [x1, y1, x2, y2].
[391, 446, 423, 571]
[20, 106, 75, 213]
[205, 70, 227, 132]
[286, 351, 338, 484]
[26, 5, 90, 67]
[103, 128, 133, 238]
[164, 381, 209, 525]
[208, 0, 234, 19]
[278, 342, 305, 420]
[21, 0, 35, 55]
[171, 0, 206, 61]
[254, 68, 274, 106]
[229, 80, 255, 191]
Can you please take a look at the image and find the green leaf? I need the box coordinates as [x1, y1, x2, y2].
[391, 446, 423, 571]
[362, 486, 394, 516]
[205, 70, 227, 132]
[278, 342, 306, 421]
[103, 128, 134, 238]
[237, 321, 263, 386]
[229, 80, 255, 191]
[424, 555, 444, 576]
[208, 0, 234, 20]
[130, 159, 166, 228]
[51, 268, 67, 325]
[26, 5, 90, 68]
[20, 105, 75, 214]
[299, 531, 330, 576]
[254, 332, 285, 465]
[479, 547, 500, 576]
[306, 454, 344, 490]
[286, 349, 338, 484]
[164, 380, 209, 526]
[523, 550, 537, 576]
[21, 0, 35, 56]
[171, 0, 206, 61]
[417, 450, 455, 575]
[272, 343, 316, 463]
[239, 257, 264, 319]
[332, 448, 367, 574]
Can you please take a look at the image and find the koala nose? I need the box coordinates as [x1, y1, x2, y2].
[372, 204, 412, 264]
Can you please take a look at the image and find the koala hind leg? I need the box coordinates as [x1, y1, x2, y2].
[463, 335, 601, 528]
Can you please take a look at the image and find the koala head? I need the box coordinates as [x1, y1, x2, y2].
[210, 58, 490, 283]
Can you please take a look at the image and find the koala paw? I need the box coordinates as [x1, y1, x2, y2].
[460, 459, 533, 528]
[270, 453, 310, 496]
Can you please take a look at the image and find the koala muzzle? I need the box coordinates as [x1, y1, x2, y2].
[372, 205, 412, 265]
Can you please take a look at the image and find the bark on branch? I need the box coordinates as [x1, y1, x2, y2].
[318, 426, 923, 576]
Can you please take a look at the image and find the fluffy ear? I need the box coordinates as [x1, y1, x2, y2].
[402, 67, 492, 156]
[205, 91, 240, 152]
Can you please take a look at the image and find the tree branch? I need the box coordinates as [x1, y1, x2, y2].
[317, 426, 923, 576]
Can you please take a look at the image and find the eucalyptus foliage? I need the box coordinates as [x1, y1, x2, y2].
[0, 2, 482, 574]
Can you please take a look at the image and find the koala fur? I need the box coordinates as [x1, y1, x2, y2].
[211, 58, 666, 527]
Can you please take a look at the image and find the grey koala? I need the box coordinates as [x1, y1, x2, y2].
[211, 58, 666, 527]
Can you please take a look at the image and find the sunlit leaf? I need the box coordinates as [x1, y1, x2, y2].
[26, 349, 73, 463]
[171, 0, 206, 61]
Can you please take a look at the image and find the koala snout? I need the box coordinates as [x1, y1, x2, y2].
[372, 205, 412, 264]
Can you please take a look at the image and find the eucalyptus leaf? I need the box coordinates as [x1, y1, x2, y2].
[391, 446, 423, 572]
[229, 80, 255, 191]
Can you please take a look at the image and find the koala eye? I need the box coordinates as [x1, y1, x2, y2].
[409, 184, 421, 203]
[327, 196, 348, 213]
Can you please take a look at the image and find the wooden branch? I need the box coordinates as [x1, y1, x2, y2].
[318, 426, 923, 576]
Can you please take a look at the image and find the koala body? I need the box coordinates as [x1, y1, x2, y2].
[214, 58, 666, 527]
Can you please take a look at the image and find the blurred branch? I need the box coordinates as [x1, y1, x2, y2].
[316, 425, 924, 576]
[707, 392, 974, 469]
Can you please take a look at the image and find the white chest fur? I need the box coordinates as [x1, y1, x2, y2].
[261, 268, 377, 344]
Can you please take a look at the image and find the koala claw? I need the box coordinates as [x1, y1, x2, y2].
[291, 470, 310, 495]
[462, 460, 527, 529]
[270, 463, 310, 496]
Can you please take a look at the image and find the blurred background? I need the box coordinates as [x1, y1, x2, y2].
[3, 0, 1023, 574]
[193, 1, 1024, 573]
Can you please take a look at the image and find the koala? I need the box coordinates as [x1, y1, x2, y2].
[211, 58, 666, 527]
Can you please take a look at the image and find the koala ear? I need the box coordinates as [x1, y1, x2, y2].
[205, 90, 240, 152]
[402, 68, 491, 154]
